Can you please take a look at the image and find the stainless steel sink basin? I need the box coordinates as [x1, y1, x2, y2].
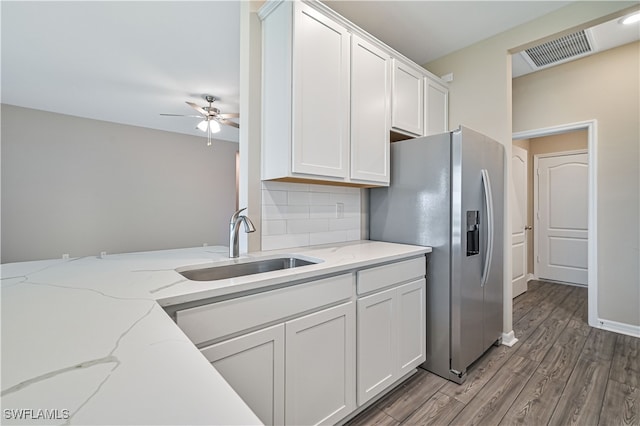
[178, 256, 320, 281]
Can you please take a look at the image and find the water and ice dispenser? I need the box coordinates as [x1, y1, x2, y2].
[466, 210, 480, 256]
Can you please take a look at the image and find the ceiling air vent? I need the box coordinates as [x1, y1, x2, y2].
[521, 29, 594, 70]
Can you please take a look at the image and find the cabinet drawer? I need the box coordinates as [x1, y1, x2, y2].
[357, 257, 425, 295]
[176, 273, 354, 345]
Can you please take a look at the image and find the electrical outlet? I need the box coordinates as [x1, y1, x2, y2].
[336, 202, 344, 219]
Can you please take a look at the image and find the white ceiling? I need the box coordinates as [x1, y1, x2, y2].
[2, 1, 241, 143]
[2, 1, 637, 143]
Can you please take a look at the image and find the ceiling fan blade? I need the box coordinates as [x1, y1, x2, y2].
[160, 113, 203, 118]
[218, 113, 240, 119]
[186, 101, 208, 116]
[218, 118, 240, 129]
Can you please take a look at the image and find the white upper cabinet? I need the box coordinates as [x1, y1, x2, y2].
[292, 3, 350, 179]
[391, 59, 425, 136]
[350, 35, 391, 184]
[261, 1, 353, 184]
[260, 0, 447, 187]
[425, 77, 449, 136]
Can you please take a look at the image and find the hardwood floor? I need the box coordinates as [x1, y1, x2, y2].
[346, 280, 640, 426]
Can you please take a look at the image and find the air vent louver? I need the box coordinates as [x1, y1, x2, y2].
[524, 30, 592, 68]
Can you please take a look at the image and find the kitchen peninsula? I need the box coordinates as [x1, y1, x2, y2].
[1, 241, 429, 425]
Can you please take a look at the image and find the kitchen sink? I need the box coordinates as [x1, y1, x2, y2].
[177, 256, 321, 281]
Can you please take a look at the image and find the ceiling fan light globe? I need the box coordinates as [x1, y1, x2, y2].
[197, 120, 209, 132]
[209, 120, 221, 133]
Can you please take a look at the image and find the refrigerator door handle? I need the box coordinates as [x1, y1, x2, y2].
[481, 169, 494, 287]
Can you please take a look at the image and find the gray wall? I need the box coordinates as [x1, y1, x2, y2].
[1, 104, 238, 263]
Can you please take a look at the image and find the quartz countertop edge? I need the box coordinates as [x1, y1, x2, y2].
[1, 240, 430, 425]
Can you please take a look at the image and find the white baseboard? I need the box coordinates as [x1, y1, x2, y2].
[501, 330, 519, 347]
[595, 318, 640, 338]
[526, 273, 536, 282]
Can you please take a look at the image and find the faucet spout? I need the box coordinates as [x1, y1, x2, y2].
[229, 207, 256, 258]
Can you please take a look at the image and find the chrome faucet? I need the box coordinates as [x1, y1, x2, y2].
[229, 207, 256, 258]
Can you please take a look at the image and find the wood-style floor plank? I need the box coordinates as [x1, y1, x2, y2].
[548, 356, 611, 426]
[498, 372, 566, 426]
[439, 344, 513, 405]
[400, 391, 464, 425]
[513, 284, 574, 342]
[348, 281, 640, 426]
[581, 327, 617, 362]
[610, 334, 640, 387]
[449, 355, 538, 426]
[512, 281, 553, 323]
[375, 369, 447, 422]
[599, 380, 640, 426]
[499, 313, 592, 424]
[346, 407, 399, 426]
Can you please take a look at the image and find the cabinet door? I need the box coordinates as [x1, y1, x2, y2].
[200, 324, 285, 426]
[350, 35, 391, 184]
[292, 2, 350, 179]
[285, 302, 355, 425]
[425, 77, 448, 136]
[357, 287, 396, 405]
[391, 59, 424, 136]
[397, 279, 427, 376]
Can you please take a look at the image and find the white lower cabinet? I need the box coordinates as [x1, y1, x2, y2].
[357, 287, 397, 404]
[285, 302, 356, 425]
[356, 257, 427, 406]
[397, 280, 427, 376]
[200, 324, 285, 426]
[200, 302, 355, 426]
[184, 255, 427, 425]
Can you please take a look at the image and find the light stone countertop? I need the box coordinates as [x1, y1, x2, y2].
[1, 241, 430, 425]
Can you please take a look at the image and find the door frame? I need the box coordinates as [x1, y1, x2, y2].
[533, 149, 588, 285]
[513, 120, 597, 329]
[511, 144, 529, 298]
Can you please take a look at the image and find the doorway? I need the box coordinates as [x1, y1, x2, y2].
[512, 120, 597, 328]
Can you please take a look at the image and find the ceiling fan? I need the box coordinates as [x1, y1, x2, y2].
[161, 95, 239, 146]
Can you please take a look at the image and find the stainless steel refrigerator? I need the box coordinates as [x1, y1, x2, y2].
[369, 126, 504, 384]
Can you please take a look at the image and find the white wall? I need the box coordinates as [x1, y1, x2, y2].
[425, 1, 637, 335]
[1, 104, 239, 263]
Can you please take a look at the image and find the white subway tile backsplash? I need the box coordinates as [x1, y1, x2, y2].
[262, 220, 287, 236]
[287, 191, 311, 205]
[261, 181, 362, 251]
[310, 230, 348, 245]
[331, 192, 360, 205]
[310, 192, 331, 205]
[287, 219, 329, 234]
[263, 181, 309, 192]
[310, 205, 336, 219]
[262, 205, 310, 220]
[329, 217, 359, 231]
[347, 229, 362, 241]
[262, 234, 310, 251]
[262, 189, 287, 206]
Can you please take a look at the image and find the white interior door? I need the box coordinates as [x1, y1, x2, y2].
[511, 145, 528, 298]
[536, 152, 588, 285]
